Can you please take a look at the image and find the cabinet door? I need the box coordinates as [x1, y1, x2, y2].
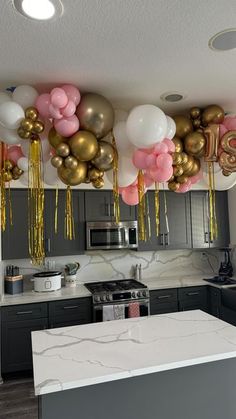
[190, 191, 209, 248]
[1, 317, 48, 373]
[45, 190, 85, 256]
[178, 286, 208, 312]
[2, 189, 29, 259]
[138, 191, 165, 251]
[85, 191, 111, 221]
[150, 288, 178, 315]
[110, 194, 136, 221]
[210, 191, 230, 248]
[164, 192, 192, 249]
[48, 297, 92, 328]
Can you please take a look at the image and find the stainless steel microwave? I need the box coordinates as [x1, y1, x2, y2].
[86, 221, 138, 250]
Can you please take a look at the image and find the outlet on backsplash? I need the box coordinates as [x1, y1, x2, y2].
[200, 252, 208, 261]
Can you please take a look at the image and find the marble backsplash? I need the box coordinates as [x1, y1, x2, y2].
[0, 248, 221, 294]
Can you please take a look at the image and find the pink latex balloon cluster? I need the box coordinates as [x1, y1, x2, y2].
[35, 84, 80, 137]
[176, 170, 203, 194]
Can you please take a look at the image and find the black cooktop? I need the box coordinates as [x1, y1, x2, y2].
[85, 279, 147, 294]
[204, 276, 236, 286]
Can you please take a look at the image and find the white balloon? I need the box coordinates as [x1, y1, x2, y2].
[113, 121, 134, 156]
[13, 85, 38, 109]
[202, 162, 236, 190]
[17, 157, 28, 172]
[0, 92, 12, 106]
[0, 101, 24, 129]
[126, 104, 167, 148]
[117, 155, 138, 187]
[166, 116, 176, 140]
[0, 125, 21, 145]
[44, 161, 58, 185]
[19, 172, 28, 186]
[114, 109, 128, 124]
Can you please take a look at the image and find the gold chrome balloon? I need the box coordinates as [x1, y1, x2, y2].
[88, 167, 104, 181]
[51, 155, 63, 168]
[32, 121, 44, 134]
[190, 107, 201, 120]
[12, 166, 23, 177]
[64, 155, 79, 170]
[168, 181, 180, 192]
[17, 127, 32, 139]
[76, 93, 114, 139]
[173, 165, 184, 177]
[173, 115, 193, 138]
[184, 131, 206, 157]
[56, 142, 70, 157]
[201, 105, 224, 126]
[180, 152, 188, 165]
[20, 118, 34, 132]
[4, 160, 13, 171]
[172, 137, 183, 153]
[92, 177, 105, 189]
[25, 107, 38, 121]
[84, 177, 91, 184]
[48, 128, 67, 149]
[69, 130, 98, 162]
[192, 118, 201, 129]
[168, 175, 175, 183]
[177, 175, 189, 184]
[182, 155, 195, 175]
[91, 141, 115, 171]
[172, 152, 182, 166]
[58, 162, 87, 186]
[3, 171, 13, 182]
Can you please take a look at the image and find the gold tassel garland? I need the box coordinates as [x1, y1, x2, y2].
[7, 183, 13, 227]
[54, 186, 59, 234]
[64, 186, 75, 240]
[0, 171, 6, 231]
[138, 170, 147, 241]
[145, 192, 151, 241]
[112, 134, 120, 224]
[163, 189, 169, 234]
[208, 162, 218, 242]
[154, 182, 160, 236]
[28, 136, 45, 265]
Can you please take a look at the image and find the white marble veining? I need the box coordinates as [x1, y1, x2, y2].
[32, 310, 236, 396]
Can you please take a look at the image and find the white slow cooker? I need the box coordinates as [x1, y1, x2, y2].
[31, 271, 62, 292]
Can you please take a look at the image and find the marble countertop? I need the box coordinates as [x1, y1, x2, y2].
[1, 274, 235, 306]
[32, 309, 236, 396]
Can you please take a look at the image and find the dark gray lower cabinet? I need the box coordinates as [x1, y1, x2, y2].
[48, 298, 92, 328]
[178, 286, 208, 312]
[150, 289, 178, 315]
[208, 287, 221, 318]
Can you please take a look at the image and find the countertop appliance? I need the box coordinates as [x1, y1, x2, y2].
[85, 279, 149, 322]
[31, 271, 62, 292]
[86, 221, 138, 250]
[203, 276, 236, 287]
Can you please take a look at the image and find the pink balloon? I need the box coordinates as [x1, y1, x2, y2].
[223, 116, 236, 131]
[131, 178, 138, 186]
[140, 147, 154, 154]
[7, 146, 23, 164]
[133, 149, 148, 169]
[190, 169, 203, 185]
[219, 124, 227, 138]
[51, 88, 68, 108]
[149, 166, 173, 182]
[177, 180, 191, 193]
[61, 100, 76, 118]
[156, 153, 173, 169]
[49, 104, 63, 120]
[54, 115, 79, 137]
[122, 186, 139, 206]
[35, 93, 51, 118]
[144, 172, 154, 187]
[162, 138, 175, 153]
[118, 187, 126, 195]
[145, 153, 156, 168]
[62, 84, 81, 106]
[153, 142, 168, 155]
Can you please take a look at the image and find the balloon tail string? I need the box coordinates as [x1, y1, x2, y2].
[54, 186, 58, 234]
[64, 186, 75, 240]
[112, 134, 120, 224]
[155, 182, 160, 236]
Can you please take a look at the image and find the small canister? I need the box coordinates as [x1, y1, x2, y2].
[5, 275, 23, 295]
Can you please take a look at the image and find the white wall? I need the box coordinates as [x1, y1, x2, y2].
[228, 185, 236, 246]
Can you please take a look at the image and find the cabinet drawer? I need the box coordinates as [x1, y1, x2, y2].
[1, 303, 48, 322]
[150, 288, 178, 303]
[178, 286, 207, 301]
[150, 301, 178, 315]
[48, 298, 92, 324]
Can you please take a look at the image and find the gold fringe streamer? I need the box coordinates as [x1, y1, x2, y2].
[154, 182, 160, 236]
[138, 170, 147, 241]
[28, 137, 45, 265]
[208, 162, 218, 242]
[64, 186, 75, 240]
[0, 142, 7, 231]
[54, 186, 58, 234]
[163, 189, 169, 234]
[7, 183, 13, 227]
[112, 134, 120, 224]
[145, 192, 151, 241]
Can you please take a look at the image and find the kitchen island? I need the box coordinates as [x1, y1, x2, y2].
[32, 310, 236, 419]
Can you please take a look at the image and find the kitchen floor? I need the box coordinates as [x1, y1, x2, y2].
[0, 376, 38, 418]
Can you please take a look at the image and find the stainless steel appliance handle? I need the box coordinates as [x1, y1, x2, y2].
[124, 227, 129, 248]
[204, 232, 209, 243]
[94, 298, 150, 308]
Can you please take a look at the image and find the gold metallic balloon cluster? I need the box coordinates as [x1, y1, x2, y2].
[2, 159, 23, 182]
[50, 128, 115, 188]
[17, 107, 44, 140]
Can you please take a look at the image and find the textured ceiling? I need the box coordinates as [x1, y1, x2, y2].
[1, 0, 236, 113]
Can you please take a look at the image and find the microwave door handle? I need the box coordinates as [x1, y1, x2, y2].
[124, 227, 129, 248]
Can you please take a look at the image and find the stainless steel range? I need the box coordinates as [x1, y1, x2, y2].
[85, 279, 150, 322]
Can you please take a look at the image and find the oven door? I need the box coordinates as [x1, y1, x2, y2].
[86, 222, 129, 250]
[93, 299, 150, 322]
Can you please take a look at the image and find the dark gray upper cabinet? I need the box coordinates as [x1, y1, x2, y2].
[2, 189, 29, 260]
[45, 189, 85, 257]
[190, 191, 230, 249]
[84, 190, 135, 222]
[164, 192, 192, 249]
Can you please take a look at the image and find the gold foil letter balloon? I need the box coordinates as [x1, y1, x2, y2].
[76, 93, 115, 139]
[91, 141, 115, 171]
[48, 128, 67, 149]
[69, 130, 98, 162]
[58, 162, 87, 186]
[201, 105, 224, 126]
[184, 132, 206, 157]
[173, 116, 193, 138]
[204, 124, 220, 162]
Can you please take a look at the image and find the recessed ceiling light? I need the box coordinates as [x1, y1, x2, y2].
[209, 29, 236, 51]
[13, 0, 63, 21]
[160, 92, 185, 103]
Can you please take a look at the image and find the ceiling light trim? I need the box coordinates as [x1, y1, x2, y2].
[209, 28, 236, 52]
[12, 0, 64, 21]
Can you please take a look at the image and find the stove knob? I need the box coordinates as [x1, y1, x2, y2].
[137, 291, 141, 298]
[101, 295, 106, 302]
[132, 291, 136, 298]
[106, 294, 111, 301]
[142, 291, 146, 297]
[94, 295, 100, 302]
